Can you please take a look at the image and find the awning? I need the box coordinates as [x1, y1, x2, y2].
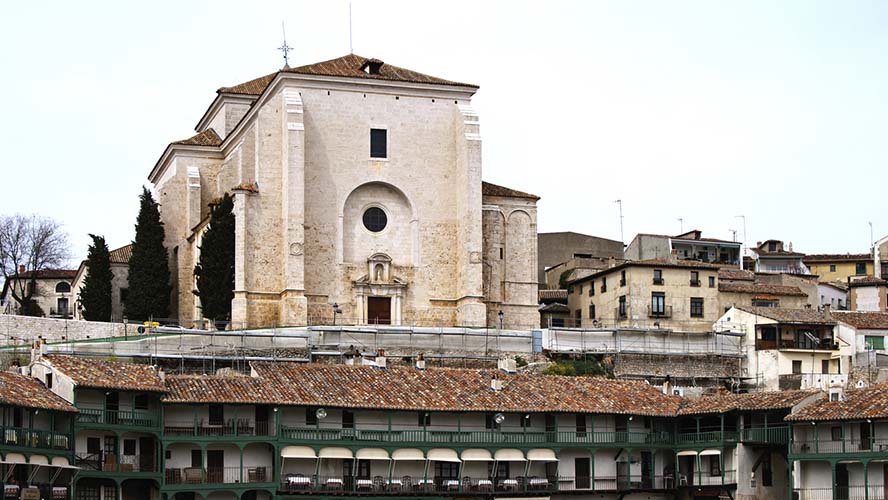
[699, 449, 721, 457]
[356, 448, 390, 461]
[461, 449, 494, 462]
[676, 450, 698, 457]
[427, 449, 460, 463]
[281, 446, 317, 459]
[4, 453, 26, 464]
[318, 447, 353, 459]
[526, 449, 558, 462]
[392, 449, 425, 461]
[50, 457, 78, 469]
[494, 449, 525, 462]
[28, 456, 48, 466]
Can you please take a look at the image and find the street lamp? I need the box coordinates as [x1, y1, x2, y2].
[498, 310, 504, 330]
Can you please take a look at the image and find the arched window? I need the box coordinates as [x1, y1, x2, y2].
[55, 282, 71, 293]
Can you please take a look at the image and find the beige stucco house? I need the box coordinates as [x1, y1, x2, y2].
[148, 54, 539, 329]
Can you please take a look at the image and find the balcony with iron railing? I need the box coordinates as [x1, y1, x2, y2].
[1, 426, 71, 452]
[165, 466, 270, 486]
[278, 475, 580, 495]
[756, 339, 839, 351]
[278, 427, 676, 447]
[164, 419, 275, 439]
[794, 486, 885, 500]
[647, 305, 673, 319]
[674, 430, 738, 446]
[76, 408, 160, 429]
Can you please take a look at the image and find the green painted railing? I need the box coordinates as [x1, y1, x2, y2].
[279, 427, 676, 446]
[77, 408, 160, 428]
[740, 426, 790, 444]
[1, 426, 71, 451]
[674, 430, 737, 445]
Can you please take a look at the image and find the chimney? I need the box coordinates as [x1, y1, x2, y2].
[415, 352, 426, 371]
[375, 349, 386, 370]
[490, 372, 503, 392]
[18, 264, 25, 274]
[30, 339, 45, 364]
[662, 375, 673, 396]
[158, 368, 165, 382]
[498, 358, 517, 374]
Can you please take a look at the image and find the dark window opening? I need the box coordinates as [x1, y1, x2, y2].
[418, 412, 431, 427]
[653, 269, 663, 285]
[208, 404, 223, 426]
[588, 304, 596, 319]
[690, 297, 704, 317]
[708, 276, 715, 288]
[191, 449, 202, 468]
[362, 207, 387, 232]
[690, 271, 700, 286]
[792, 360, 802, 374]
[134, 394, 149, 410]
[370, 129, 387, 158]
[856, 262, 867, 275]
[45, 373, 52, 389]
[618, 295, 627, 318]
[306, 406, 318, 426]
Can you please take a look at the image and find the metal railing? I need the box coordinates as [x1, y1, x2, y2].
[2, 426, 70, 450]
[740, 426, 790, 444]
[164, 420, 275, 437]
[165, 466, 269, 485]
[278, 427, 676, 446]
[675, 430, 737, 445]
[77, 408, 160, 428]
[279, 475, 561, 494]
[647, 305, 673, 318]
[75, 453, 157, 473]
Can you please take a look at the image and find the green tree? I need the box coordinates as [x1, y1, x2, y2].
[125, 187, 171, 321]
[194, 194, 235, 326]
[80, 234, 112, 321]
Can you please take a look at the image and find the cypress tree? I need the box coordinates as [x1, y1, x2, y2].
[80, 234, 113, 321]
[126, 187, 171, 321]
[194, 193, 235, 327]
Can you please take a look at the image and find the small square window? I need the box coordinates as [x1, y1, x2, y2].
[370, 129, 387, 158]
[708, 276, 715, 288]
[856, 263, 867, 275]
[829, 264, 837, 273]
[792, 360, 802, 374]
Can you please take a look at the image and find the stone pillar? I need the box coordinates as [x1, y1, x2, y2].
[454, 104, 486, 327]
[278, 88, 308, 326]
[231, 191, 249, 327]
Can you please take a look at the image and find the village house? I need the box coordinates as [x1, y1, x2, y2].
[70, 245, 133, 322]
[803, 253, 873, 283]
[0, 269, 76, 318]
[624, 230, 742, 267]
[749, 240, 810, 275]
[566, 259, 721, 332]
[849, 277, 888, 312]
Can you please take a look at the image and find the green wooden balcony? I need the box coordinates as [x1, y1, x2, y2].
[740, 426, 790, 445]
[278, 427, 675, 447]
[76, 408, 160, 429]
[1, 426, 71, 452]
[674, 430, 738, 446]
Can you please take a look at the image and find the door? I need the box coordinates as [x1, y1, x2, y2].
[641, 451, 653, 488]
[255, 406, 269, 436]
[575, 457, 590, 489]
[206, 450, 224, 483]
[836, 463, 849, 500]
[139, 437, 155, 472]
[106, 392, 119, 424]
[367, 297, 391, 325]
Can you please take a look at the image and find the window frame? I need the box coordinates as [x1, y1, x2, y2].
[618, 295, 627, 318]
[690, 297, 704, 318]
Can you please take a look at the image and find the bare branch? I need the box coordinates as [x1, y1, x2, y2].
[0, 214, 70, 313]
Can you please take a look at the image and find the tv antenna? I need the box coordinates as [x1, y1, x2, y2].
[615, 199, 624, 246]
[677, 218, 684, 233]
[349, 1, 354, 54]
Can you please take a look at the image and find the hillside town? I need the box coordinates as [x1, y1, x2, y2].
[1, 7, 887, 500]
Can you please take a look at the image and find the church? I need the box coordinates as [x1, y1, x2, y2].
[148, 54, 539, 330]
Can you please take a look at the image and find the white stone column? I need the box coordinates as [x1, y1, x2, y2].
[454, 104, 486, 327]
[231, 191, 248, 327]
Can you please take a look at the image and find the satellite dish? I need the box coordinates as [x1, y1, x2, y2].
[494, 413, 506, 425]
[316, 408, 328, 420]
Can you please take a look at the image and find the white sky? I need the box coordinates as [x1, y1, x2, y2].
[1, 0, 887, 264]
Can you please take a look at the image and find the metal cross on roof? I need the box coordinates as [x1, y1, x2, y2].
[278, 22, 293, 68]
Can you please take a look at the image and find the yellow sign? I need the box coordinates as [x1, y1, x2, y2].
[143, 321, 160, 327]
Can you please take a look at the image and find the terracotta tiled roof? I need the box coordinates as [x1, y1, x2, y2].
[42, 355, 166, 393]
[833, 311, 888, 330]
[803, 253, 871, 263]
[677, 390, 819, 415]
[849, 276, 888, 287]
[719, 283, 807, 297]
[735, 307, 835, 325]
[231, 363, 683, 416]
[218, 54, 477, 96]
[821, 281, 849, 292]
[718, 269, 755, 282]
[172, 128, 222, 147]
[109, 244, 133, 265]
[0, 371, 77, 413]
[538, 290, 568, 301]
[481, 181, 540, 201]
[164, 375, 284, 404]
[6, 269, 76, 280]
[786, 383, 888, 421]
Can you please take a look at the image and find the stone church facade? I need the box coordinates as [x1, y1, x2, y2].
[148, 54, 539, 329]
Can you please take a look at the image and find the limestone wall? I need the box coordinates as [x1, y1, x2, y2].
[0, 314, 131, 343]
